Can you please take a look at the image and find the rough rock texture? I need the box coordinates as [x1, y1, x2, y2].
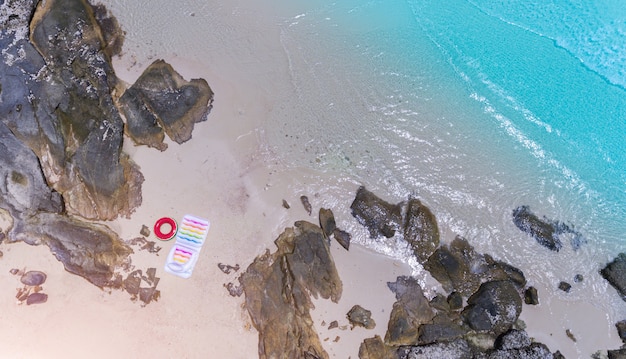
[601, 253, 626, 301]
[615, 320, 626, 343]
[0, 0, 143, 221]
[119, 59, 213, 151]
[350, 186, 403, 239]
[485, 329, 553, 359]
[462, 281, 522, 336]
[385, 276, 435, 346]
[524, 287, 539, 305]
[240, 221, 342, 359]
[347, 305, 376, 329]
[358, 336, 396, 359]
[608, 349, 626, 359]
[404, 198, 439, 262]
[512, 206, 585, 252]
[319, 208, 336, 238]
[398, 338, 473, 359]
[20, 212, 132, 288]
[424, 236, 526, 297]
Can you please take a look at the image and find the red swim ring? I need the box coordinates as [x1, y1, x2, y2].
[154, 217, 177, 240]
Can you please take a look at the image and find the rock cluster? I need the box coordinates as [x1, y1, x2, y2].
[240, 221, 342, 359]
[0, 0, 212, 299]
[350, 188, 561, 358]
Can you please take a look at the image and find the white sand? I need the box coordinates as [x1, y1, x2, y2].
[0, 0, 623, 358]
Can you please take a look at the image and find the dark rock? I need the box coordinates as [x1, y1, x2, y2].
[26, 0, 144, 220]
[487, 342, 554, 359]
[574, 274, 583, 283]
[358, 335, 396, 359]
[558, 281, 571, 293]
[140, 225, 151, 237]
[333, 228, 351, 251]
[512, 206, 585, 252]
[26, 292, 48, 305]
[524, 287, 539, 305]
[385, 276, 435, 346]
[398, 338, 473, 359]
[328, 321, 338, 330]
[217, 263, 240, 274]
[601, 253, 626, 301]
[224, 282, 243, 297]
[300, 195, 312, 215]
[554, 350, 566, 359]
[429, 295, 450, 312]
[240, 221, 342, 359]
[615, 320, 626, 343]
[448, 292, 464, 310]
[495, 329, 531, 350]
[608, 349, 626, 359]
[424, 236, 526, 297]
[350, 186, 403, 239]
[418, 321, 467, 345]
[347, 305, 376, 330]
[20, 271, 47, 286]
[404, 198, 439, 262]
[21, 213, 132, 288]
[119, 59, 213, 150]
[565, 329, 576, 342]
[282, 199, 290, 209]
[319, 208, 336, 237]
[462, 280, 522, 336]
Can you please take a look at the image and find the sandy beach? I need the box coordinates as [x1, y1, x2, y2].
[1, 1, 624, 358]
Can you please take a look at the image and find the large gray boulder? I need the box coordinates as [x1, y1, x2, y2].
[462, 281, 522, 336]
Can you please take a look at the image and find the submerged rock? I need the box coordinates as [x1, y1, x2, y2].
[524, 287, 539, 305]
[119, 59, 213, 151]
[240, 221, 342, 359]
[512, 206, 585, 252]
[350, 186, 403, 239]
[601, 253, 626, 301]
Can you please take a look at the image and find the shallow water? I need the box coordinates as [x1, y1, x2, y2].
[102, 0, 626, 355]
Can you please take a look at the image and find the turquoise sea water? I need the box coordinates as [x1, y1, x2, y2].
[270, 0, 625, 249]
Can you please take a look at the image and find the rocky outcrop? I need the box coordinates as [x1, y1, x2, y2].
[404, 198, 439, 262]
[385, 276, 436, 346]
[462, 281, 522, 336]
[1, 0, 143, 221]
[424, 236, 526, 297]
[601, 253, 626, 301]
[350, 187, 440, 261]
[119, 59, 214, 151]
[512, 206, 585, 252]
[240, 221, 342, 359]
[351, 186, 403, 239]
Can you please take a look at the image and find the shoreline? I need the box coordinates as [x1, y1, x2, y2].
[0, 0, 624, 358]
